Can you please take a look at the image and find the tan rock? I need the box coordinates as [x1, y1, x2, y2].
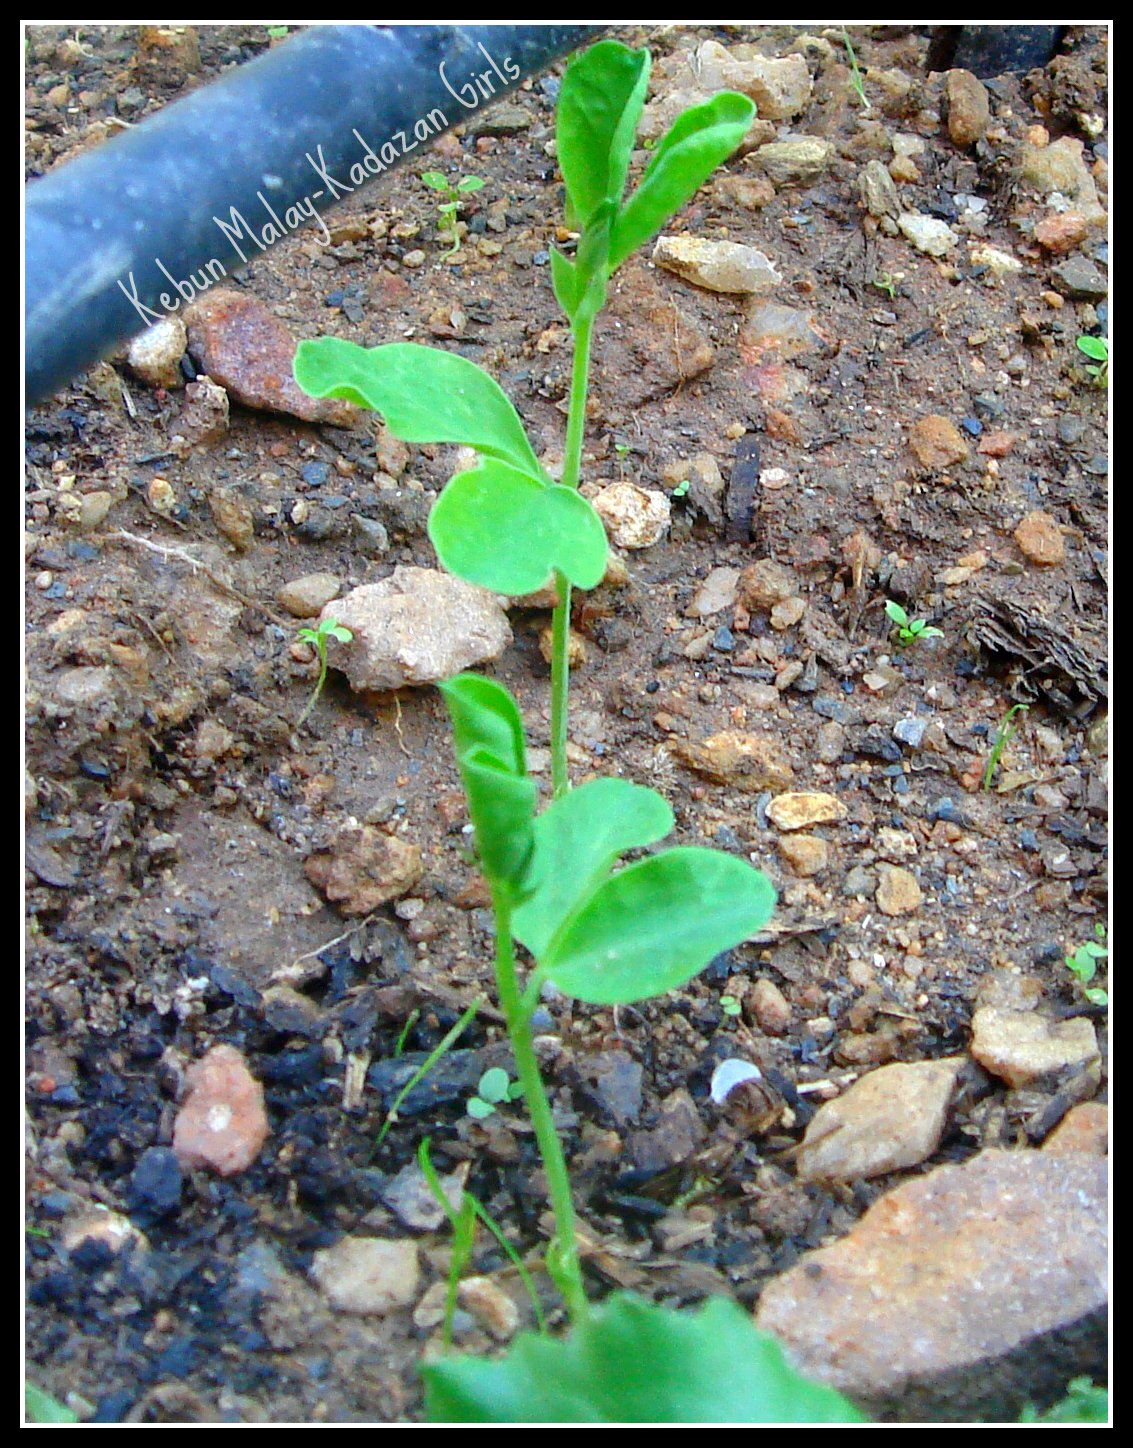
[692, 41, 812, 121]
[592, 482, 670, 549]
[970, 1007, 1099, 1089]
[796, 1058, 965, 1183]
[737, 558, 797, 610]
[669, 731, 793, 792]
[309, 1237, 419, 1315]
[209, 488, 255, 551]
[173, 1045, 269, 1177]
[686, 566, 741, 618]
[126, 316, 187, 389]
[747, 977, 792, 1035]
[458, 1276, 521, 1340]
[304, 826, 423, 916]
[1014, 510, 1065, 566]
[769, 595, 807, 630]
[322, 568, 511, 691]
[1042, 1102, 1108, 1157]
[875, 864, 923, 916]
[778, 834, 829, 876]
[538, 625, 586, 669]
[756, 137, 833, 187]
[909, 414, 969, 471]
[278, 573, 342, 619]
[653, 236, 780, 295]
[766, 792, 846, 831]
[756, 1150, 1108, 1420]
[945, 69, 990, 147]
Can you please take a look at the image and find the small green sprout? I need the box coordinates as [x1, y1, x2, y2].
[885, 600, 943, 648]
[466, 1066, 524, 1120]
[1076, 334, 1108, 387]
[671, 478, 691, 499]
[720, 994, 743, 1017]
[421, 171, 486, 261]
[294, 617, 352, 729]
[1065, 924, 1108, 1007]
[871, 272, 898, 301]
[266, 25, 289, 39]
[982, 702, 1029, 792]
[1020, 1376, 1108, 1424]
[842, 29, 872, 111]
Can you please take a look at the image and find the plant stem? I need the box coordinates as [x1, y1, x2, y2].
[549, 311, 595, 799]
[490, 886, 587, 1323]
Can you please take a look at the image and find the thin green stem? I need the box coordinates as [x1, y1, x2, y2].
[549, 311, 595, 799]
[490, 886, 587, 1323]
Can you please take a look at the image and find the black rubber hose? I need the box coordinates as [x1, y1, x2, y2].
[25, 24, 601, 405]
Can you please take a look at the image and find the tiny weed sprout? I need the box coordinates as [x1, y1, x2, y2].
[421, 170, 485, 261]
[885, 600, 943, 649]
[1065, 925, 1108, 1007]
[982, 701, 1029, 792]
[1076, 334, 1108, 387]
[297, 38, 864, 1424]
[671, 477, 691, 499]
[720, 993, 743, 1017]
[466, 1066, 523, 1119]
[842, 29, 871, 111]
[294, 617, 352, 729]
[871, 272, 898, 301]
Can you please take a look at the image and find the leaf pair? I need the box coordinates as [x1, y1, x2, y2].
[552, 40, 756, 320]
[440, 675, 776, 1006]
[293, 338, 607, 596]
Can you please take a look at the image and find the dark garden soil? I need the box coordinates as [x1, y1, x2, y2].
[24, 23, 1108, 1424]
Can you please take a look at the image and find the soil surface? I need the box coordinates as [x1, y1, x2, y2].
[25, 24, 1108, 1425]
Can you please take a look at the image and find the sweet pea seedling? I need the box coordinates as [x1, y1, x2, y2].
[289, 38, 843, 1426]
[296, 38, 754, 799]
[885, 600, 943, 648]
[294, 617, 352, 728]
[421, 170, 486, 261]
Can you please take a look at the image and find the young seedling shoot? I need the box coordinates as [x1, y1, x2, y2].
[466, 1066, 523, 1120]
[982, 702, 1029, 792]
[294, 617, 352, 729]
[885, 600, 943, 649]
[296, 38, 862, 1426]
[421, 170, 485, 261]
[1065, 925, 1108, 1007]
[1076, 334, 1108, 388]
[296, 37, 755, 800]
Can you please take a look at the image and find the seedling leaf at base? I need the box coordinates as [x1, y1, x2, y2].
[293, 339, 543, 478]
[539, 848, 776, 1006]
[422, 1292, 864, 1422]
[440, 676, 536, 891]
[513, 776, 673, 960]
[428, 462, 608, 593]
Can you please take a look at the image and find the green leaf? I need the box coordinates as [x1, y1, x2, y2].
[477, 1067, 511, 1104]
[457, 176, 485, 193]
[608, 92, 756, 272]
[428, 462, 609, 594]
[421, 171, 449, 190]
[513, 777, 673, 960]
[25, 1383, 79, 1424]
[884, 600, 909, 627]
[423, 1291, 864, 1422]
[466, 1097, 496, 1120]
[440, 676, 536, 891]
[293, 340, 543, 479]
[540, 848, 776, 1006]
[1076, 336, 1108, 363]
[557, 41, 651, 227]
[550, 248, 581, 320]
